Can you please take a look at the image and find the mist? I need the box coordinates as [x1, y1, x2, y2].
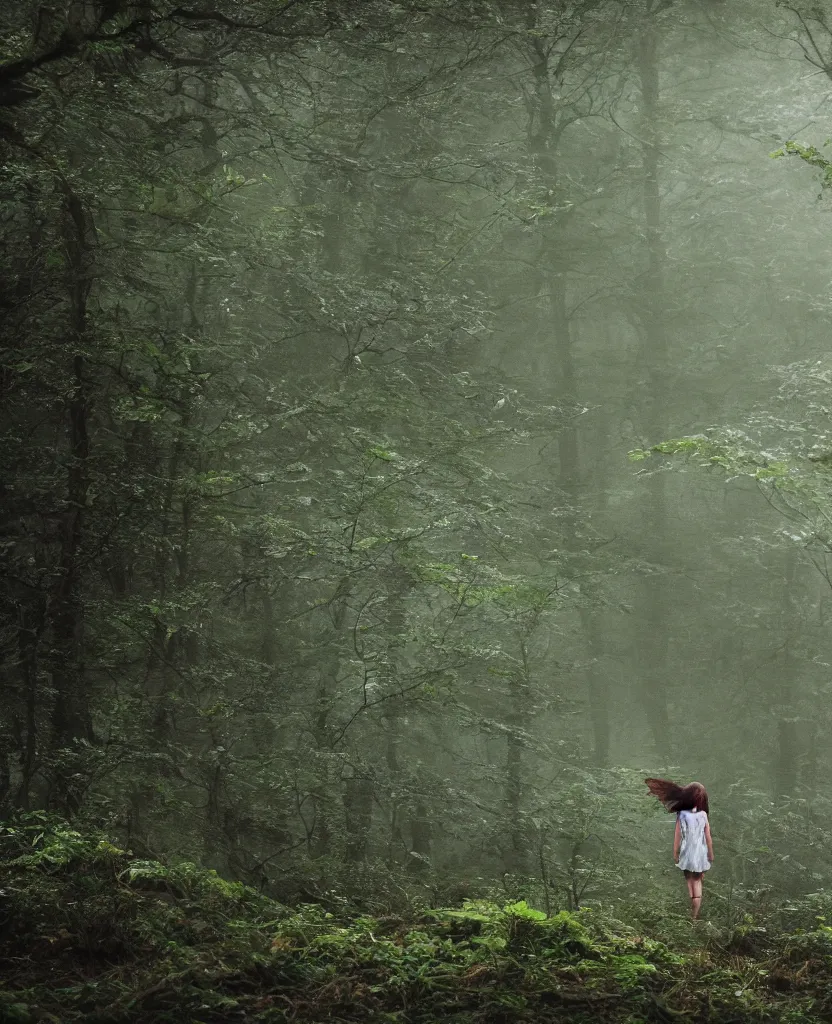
[3, 0, 832, 977]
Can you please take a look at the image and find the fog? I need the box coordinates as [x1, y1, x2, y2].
[3, 0, 832, 923]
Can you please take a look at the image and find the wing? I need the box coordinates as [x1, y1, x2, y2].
[644, 777, 683, 811]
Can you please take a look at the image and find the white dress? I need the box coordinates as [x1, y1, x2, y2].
[676, 810, 711, 873]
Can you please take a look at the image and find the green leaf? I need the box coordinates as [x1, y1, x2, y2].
[368, 446, 395, 461]
[504, 900, 547, 921]
[354, 536, 384, 550]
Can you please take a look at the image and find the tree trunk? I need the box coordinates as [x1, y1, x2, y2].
[409, 801, 432, 873]
[382, 563, 412, 864]
[46, 184, 97, 815]
[504, 635, 534, 873]
[343, 768, 374, 864]
[551, 276, 579, 487]
[581, 606, 610, 766]
[524, 8, 613, 767]
[309, 580, 352, 858]
[773, 548, 799, 798]
[635, 20, 671, 760]
[15, 599, 44, 808]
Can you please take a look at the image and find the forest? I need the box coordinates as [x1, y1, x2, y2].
[3, 1, 832, 1021]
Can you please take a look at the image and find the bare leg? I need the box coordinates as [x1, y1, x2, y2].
[691, 877, 703, 920]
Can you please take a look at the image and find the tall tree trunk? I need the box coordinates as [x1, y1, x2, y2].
[552, 284, 611, 765]
[343, 767, 374, 865]
[15, 600, 44, 808]
[409, 799, 432, 873]
[309, 581, 352, 858]
[46, 183, 96, 815]
[383, 684, 405, 867]
[504, 693, 527, 872]
[581, 606, 610, 766]
[635, 21, 671, 760]
[773, 548, 799, 798]
[382, 563, 411, 865]
[503, 632, 535, 873]
[523, 3, 614, 767]
[132, 69, 216, 837]
[551, 276, 579, 487]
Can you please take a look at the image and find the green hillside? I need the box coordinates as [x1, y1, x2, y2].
[1, 815, 830, 1024]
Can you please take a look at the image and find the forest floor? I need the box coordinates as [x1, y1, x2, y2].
[1, 817, 830, 1023]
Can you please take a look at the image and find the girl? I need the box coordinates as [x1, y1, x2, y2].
[645, 778, 714, 920]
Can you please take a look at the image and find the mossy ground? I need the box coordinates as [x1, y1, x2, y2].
[1, 816, 830, 1023]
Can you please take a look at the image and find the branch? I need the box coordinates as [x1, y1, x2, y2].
[168, 0, 324, 38]
[0, 1, 321, 105]
[0, 16, 152, 98]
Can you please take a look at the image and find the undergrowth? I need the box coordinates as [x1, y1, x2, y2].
[1, 813, 831, 1023]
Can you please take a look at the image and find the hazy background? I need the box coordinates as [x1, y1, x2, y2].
[3, 0, 832, 925]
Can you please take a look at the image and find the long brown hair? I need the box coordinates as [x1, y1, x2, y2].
[645, 778, 710, 815]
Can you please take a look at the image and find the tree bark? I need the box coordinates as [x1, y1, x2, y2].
[46, 183, 97, 814]
[15, 599, 44, 808]
[504, 632, 534, 873]
[343, 768, 374, 864]
[382, 563, 412, 864]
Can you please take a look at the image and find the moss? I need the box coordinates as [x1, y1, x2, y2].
[2, 815, 832, 1023]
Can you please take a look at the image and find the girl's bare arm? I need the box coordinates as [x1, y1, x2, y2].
[705, 818, 714, 862]
[673, 818, 681, 862]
